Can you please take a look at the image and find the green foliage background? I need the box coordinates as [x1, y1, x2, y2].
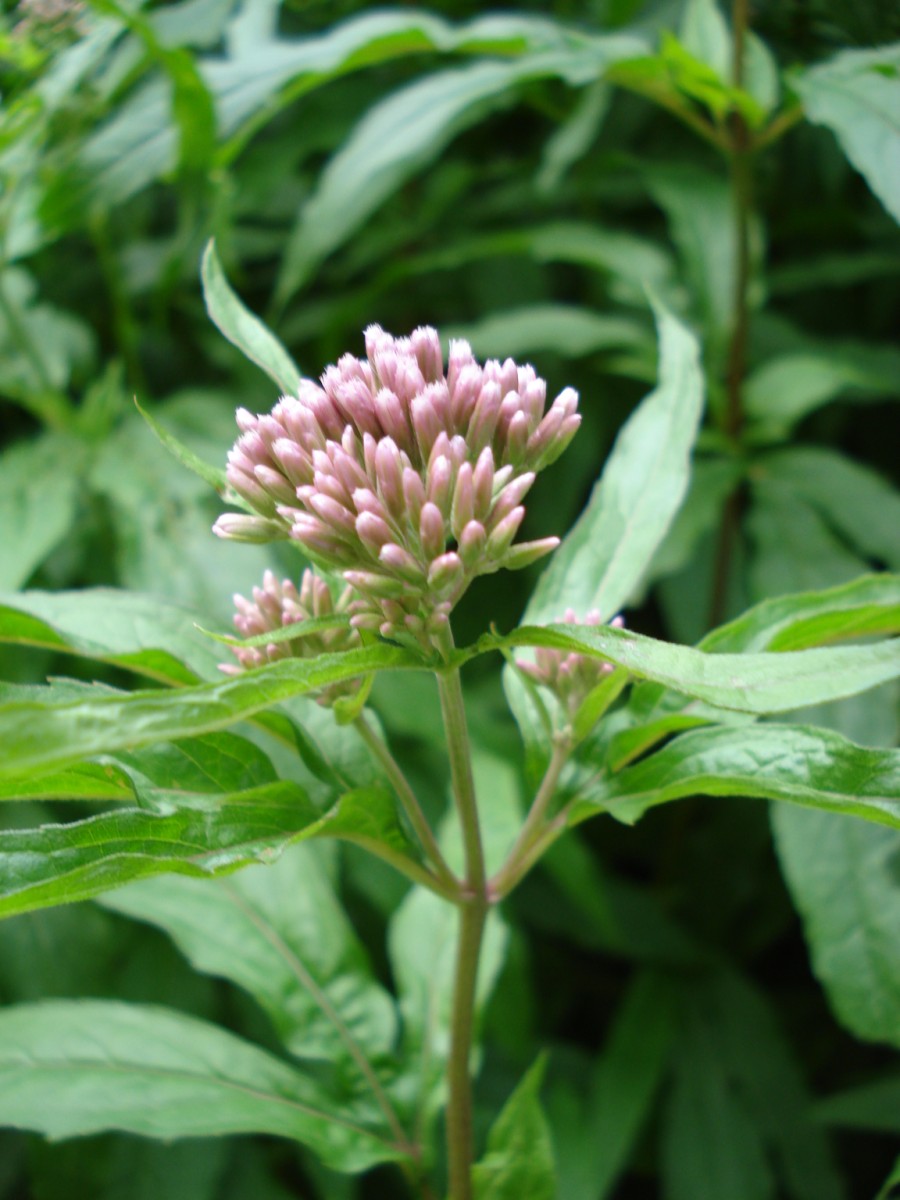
[0, 0, 898, 1195]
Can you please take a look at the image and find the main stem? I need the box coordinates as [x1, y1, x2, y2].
[437, 657, 488, 1200]
[709, 0, 754, 628]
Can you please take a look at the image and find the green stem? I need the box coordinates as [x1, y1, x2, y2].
[436, 649, 488, 1200]
[490, 734, 571, 900]
[354, 712, 459, 893]
[710, 0, 755, 628]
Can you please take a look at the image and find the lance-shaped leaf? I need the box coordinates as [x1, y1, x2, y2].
[0, 588, 223, 684]
[99, 844, 399, 1070]
[473, 1058, 556, 1200]
[773, 806, 900, 1050]
[0, 1001, 403, 1171]
[502, 623, 900, 714]
[573, 724, 900, 830]
[793, 43, 900, 225]
[0, 752, 436, 920]
[276, 32, 644, 302]
[0, 642, 420, 778]
[201, 241, 302, 394]
[524, 303, 703, 625]
[700, 573, 900, 653]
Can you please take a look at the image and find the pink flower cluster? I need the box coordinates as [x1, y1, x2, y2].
[214, 325, 579, 649]
[221, 569, 361, 705]
[517, 611, 624, 716]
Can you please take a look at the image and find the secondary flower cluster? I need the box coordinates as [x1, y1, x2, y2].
[221, 569, 361, 706]
[518, 610, 624, 717]
[214, 325, 580, 649]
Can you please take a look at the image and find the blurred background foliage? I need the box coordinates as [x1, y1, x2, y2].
[0, 0, 898, 1196]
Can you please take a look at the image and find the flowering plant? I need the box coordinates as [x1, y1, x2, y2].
[0, 271, 897, 1199]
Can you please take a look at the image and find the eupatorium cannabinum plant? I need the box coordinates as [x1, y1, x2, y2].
[0, 256, 897, 1200]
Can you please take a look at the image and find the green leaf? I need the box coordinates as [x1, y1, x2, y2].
[0, 434, 84, 590]
[472, 1058, 556, 1200]
[0, 588, 224, 683]
[876, 1157, 900, 1200]
[99, 843, 398, 1067]
[524, 302, 704, 624]
[548, 971, 675, 1200]
[744, 349, 900, 431]
[0, 761, 136, 803]
[135, 398, 231, 496]
[201, 240, 302, 394]
[759, 448, 900, 572]
[576, 724, 900, 830]
[644, 165, 760, 348]
[793, 43, 900, 225]
[0, 784, 319, 917]
[772, 806, 900, 1049]
[662, 995, 775, 1200]
[814, 1077, 900, 1132]
[0, 642, 419, 778]
[276, 34, 644, 301]
[700, 574, 900, 653]
[448, 304, 649, 361]
[502, 622, 900, 715]
[0, 1000, 402, 1171]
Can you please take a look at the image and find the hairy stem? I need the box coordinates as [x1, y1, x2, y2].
[436, 653, 488, 1200]
[354, 712, 458, 893]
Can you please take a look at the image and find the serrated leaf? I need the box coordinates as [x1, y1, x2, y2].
[472, 1058, 555, 1200]
[794, 43, 900, 225]
[0, 778, 415, 918]
[773, 806, 900, 1049]
[502, 622, 900, 715]
[201, 240, 302, 394]
[0, 1001, 403, 1171]
[0, 588, 223, 683]
[99, 843, 399, 1068]
[0, 642, 419, 778]
[576, 723, 900, 830]
[700, 574, 900, 653]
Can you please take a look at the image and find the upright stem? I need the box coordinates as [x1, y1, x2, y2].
[436, 656, 488, 1200]
[709, 0, 754, 628]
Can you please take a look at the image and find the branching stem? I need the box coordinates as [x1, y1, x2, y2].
[354, 711, 458, 893]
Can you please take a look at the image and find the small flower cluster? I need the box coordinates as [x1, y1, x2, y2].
[214, 325, 579, 649]
[518, 611, 625, 717]
[221, 569, 361, 706]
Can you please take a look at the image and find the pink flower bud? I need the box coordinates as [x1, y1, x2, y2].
[427, 455, 454, 516]
[273, 438, 313, 486]
[411, 325, 443, 382]
[253, 464, 297, 506]
[489, 472, 535, 526]
[213, 513, 288, 543]
[379, 542, 425, 582]
[486, 506, 525, 557]
[375, 438, 405, 519]
[459, 519, 487, 567]
[309, 493, 357, 537]
[427, 551, 463, 590]
[451, 462, 475, 538]
[402, 467, 426, 527]
[356, 510, 394, 553]
[501, 537, 559, 570]
[419, 501, 446, 561]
